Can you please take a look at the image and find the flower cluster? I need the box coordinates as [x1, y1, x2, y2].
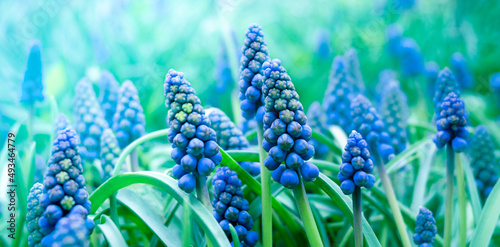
[21, 41, 44, 104]
[386, 24, 403, 57]
[208, 108, 260, 176]
[238, 24, 270, 120]
[164, 69, 222, 193]
[323, 56, 357, 132]
[450, 52, 473, 89]
[344, 49, 365, 92]
[338, 131, 375, 195]
[432, 92, 468, 152]
[469, 126, 498, 199]
[98, 71, 120, 127]
[100, 128, 121, 181]
[432, 68, 459, 115]
[413, 207, 437, 247]
[27, 183, 44, 247]
[375, 69, 397, 102]
[73, 78, 109, 161]
[37, 128, 94, 241]
[212, 167, 259, 247]
[112, 80, 146, 148]
[313, 29, 331, 60]
[214, 42, 235, 94]
[54, 113, 72, 136]
[41, 214, 89, 247]
[385, 25, 424, 77]
[377, 81, 408, 154]
[350, 95, 395, 161]
[306, 102, 329, 159]
[261, 59, 319, 188]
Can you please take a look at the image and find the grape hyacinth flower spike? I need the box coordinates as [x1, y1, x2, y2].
[212, 167, 259, 247]
[306, 102, 329, 159]
[313, 28, 331, 60]
[207, 108, 260, 176]
[378, 81, 409, 154]
[100, 128, 121, 181]
[238, 23, 270, 121]
[450, 52, 473, 89]
[433, 68, 459, 115]
[38, 128, 94, 243]
[113, 80, 146, 149]
[432, 92, 469, 152]
[98, 71, 120, 127]
[27, 183, 44, 247]
[399, 38, 425, 77]
[41, 214, 89, 247]
[163, 69, 222, 199]
[413, 207, 437, 247]
[54, 113, 72, 135]
[469, 126, 498, 200]
[21, 41, 44, 105]
[344, 48, 365, 92]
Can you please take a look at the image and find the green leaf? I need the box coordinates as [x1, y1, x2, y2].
[462, 155, 481, 225]
[314, 173, 381, 247]
[385, 137, 434, 175]
[410, 144, 436, 211]
[98, 215, 128, 247]
[229, 224, 240, 247]
[470, 174, 500, 246]
[89, 172, 231, 247]
[24, 142, 37, 189]
[49, 95, 59, 143]
[182, 197, 193, 247]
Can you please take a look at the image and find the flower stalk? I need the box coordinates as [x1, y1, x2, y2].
[257, 126, 273, 247]
[293, 177, 324, 247]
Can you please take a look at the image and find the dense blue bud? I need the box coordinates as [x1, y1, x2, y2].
[39, 128, 94, 243]
[100, 128, 121, 181]
[261, 59, 319, 187]
[469, 126, 498, 200]
[433, 68, 460, 115]
[27, 183, 44, 247]
[238, 24, 270, 120]
[21, 41, 44, 104]
[54, 113, 72, 136]
[112, 80, 146, 148]
[40, 214, 89, 247]
[98, 71, 120, 127]
[433, 93, 469, 152]
[338, 131, 376, 195]
[413, 207, 437, 246]
[207, 108, 260, 176]
[377, 81, 408, 154]
[73, 78, 109, 162]
[211, 167, 258, 246]
[450, 52, 473, 89]
[306, 102, 330, 159]
[164, 69, 221, 192]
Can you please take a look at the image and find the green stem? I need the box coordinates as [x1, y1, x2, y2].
[353, 187, 363, 247]
[292, 178, 324, 247]
[110, 193, 119, 229]
[182, 197, 193, 247]
[444, 143, 455, 247]
[373, 150, 411, 247]
[257, 127, 273, 247]
[195, 172, 212, 211]
[28, 104, 34, 143]
[456, 153, 466, 247]
[130, 149, 140, 172]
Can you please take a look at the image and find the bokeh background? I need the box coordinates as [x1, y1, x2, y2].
[1, 0, 500, 154]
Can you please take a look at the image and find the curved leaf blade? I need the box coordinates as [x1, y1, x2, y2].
[98, 215, 128, 247]
[470, 176, 500, 246]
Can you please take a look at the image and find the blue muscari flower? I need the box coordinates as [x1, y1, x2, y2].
[386, 24, 403, 57]
[432, 93, 469, 152]
[375, 69, 398, 103]
[100, 128, 121, 181]
[238, 24, 270, 121]
[73, 78, 109, 162]
[261, 59, 319, 188]
[344, 49, 365, 92]
[208, 108, 260, 176]
[450, 52, 473, 89]
[399, 38, 425, 77]
[41, 214, 89, 247]
[490, 72, 500, 92]
[54, 113, 72, 136]
[425, 62, 440, 98]
[98, 71, 120, 127]
[313, 29, 331, 60]
[323, 56, 358, 132]
[214, 41, 235, 94]
[338, 131, 375, 195]
[27, 183, 44, 247]
[211, 167, 259, 247]
[38, 128, 94, 242]
[21, 41, 44, 104]
[433, 68, 460, 116]
[393, 0, 417, 10]
[306, 102, 329, 159]
[350, 95, 395, 161]
[469, 126, 498, 199]
[164, 69, 222, 193]
[413, 207, 437, 247]
[112, 80, 146, 148]
[377, 81, 408, 154]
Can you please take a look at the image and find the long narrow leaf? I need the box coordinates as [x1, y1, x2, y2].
[462, 155, 481, 225]
[470, 176, 500, 246]
[98, 215, 128, 247]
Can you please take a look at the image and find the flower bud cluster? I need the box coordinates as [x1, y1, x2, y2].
[413, 207, 437, 247]
[98, 71, 120, 127]
[432, 93, 469, 152]
[469, 126, 498, 199]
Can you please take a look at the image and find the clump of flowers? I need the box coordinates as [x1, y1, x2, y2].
[73, 78, 109, 162]
[41, 214, 89, 247]
[432, 92, 469, 152]
[260, 59, 319, 188]
[338, 131, 375, 195]
[98, 70, 120, 127]
[469, 126, 498, 199]
[208, 108, 260, 176]
[100, 128, 121, 181]
[450, 52, 473, 89]
[112, 80, 146, 148]
[413, 207, 437, 247]
[306, 102, 329, 159]
[164, 69, 222, 193]
[37, 128, 94, 242]
[212, 167, 259, 247]
[432, 68, 459, 115]
[398, 38, 425, 77]
[27, 182, 44, 247]
[214, 41, 235, 94]
[21, 41, 44, 105]
[313, 28, 331, 60]
[377, 81, 408, 154]
[238, 24, 270, 120]
[344, 48, 365, 92]
[54, 113, 72, 135]
[386, 24, 403, 57]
